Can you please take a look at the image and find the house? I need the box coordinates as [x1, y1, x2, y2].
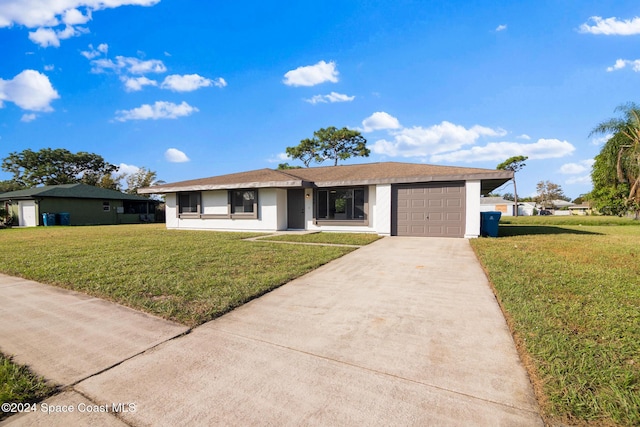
[480, 197, 516, 216]
[139, 162, 512, 238]
[568, 203, 592, 215]
[0, 183, 159, 227]
[480, 197, 536, 216]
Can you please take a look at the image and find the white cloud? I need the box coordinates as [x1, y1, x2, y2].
[115, 101, 198, 122]
[81, 43, 108, 59]
[362, 112, 401, 132]
[371, 121, 506, 158]
[0, 69, 59, 112]
[267, 152, 289, 163]
[161, 74, 218, 92]
[165, 148, 190, 163]
[566, 175, 592, 185]
[44, 64, 54, 71]
[122, 76, 157, 92]
[20, 113, 37, 122]
[91, 56, 166, 74]
[592, 133, 612, 145]
[579, 16, 640, 35]
[283, 60, 339, 87]
[517, 134, 531, 140]
[430, 139, 575, 163]
[559, 159, 594, 175]
[606, 59, 640, 72]
[213, 77, 227, 88]
[305, 92, 355, 104]
[496, 24, 507, 32]
[117, 163, 140, 175]
[0, 1, 160, 46]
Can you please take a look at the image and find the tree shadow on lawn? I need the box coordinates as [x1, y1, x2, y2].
[497, 225, 602, 237]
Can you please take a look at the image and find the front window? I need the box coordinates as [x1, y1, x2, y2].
[178, 192, 200, 214]
[231, 190, 256, 214]
[316, 188, 365, 220]
[103, 201, 110, 211]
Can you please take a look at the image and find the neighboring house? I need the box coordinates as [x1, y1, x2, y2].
[480, 197, 516, 216]
[536, 199, 575, 216]
[138, 162, 512, 238]
[0, 184, 158, 227]
[568, 203, 592, 215]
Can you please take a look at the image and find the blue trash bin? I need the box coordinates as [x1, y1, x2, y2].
[480, 211, 502, 237]
[59, 212, 70, 226]
[42, 213, 56, 226]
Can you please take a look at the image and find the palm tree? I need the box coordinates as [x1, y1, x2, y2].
[590, 103, 640, 217]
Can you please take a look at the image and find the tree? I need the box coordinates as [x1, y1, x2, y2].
[124, 167, 160, 196]
[535, 180, 567, 209]
[1, 148, 117, 187]
[277, 163, 302, 170]
[0, 180, 26, 193]
[286, 126, 369, 167]
[589, 103, 640, 217]
[497, 155, 527, 216]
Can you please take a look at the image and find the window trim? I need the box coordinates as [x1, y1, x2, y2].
[176, 190, 259, 220]
[313, 186, 369, 226]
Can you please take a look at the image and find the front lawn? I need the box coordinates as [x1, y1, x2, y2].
[0, 225, 357, 326]
[471, 223, 640, 426]
[0, 353, 56, 421]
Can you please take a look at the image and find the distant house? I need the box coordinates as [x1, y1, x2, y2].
[480, 197, 516, 216]
[568, 203, 592, 215]
[0, 184, 158, 227]
[138, 162, 512, 238]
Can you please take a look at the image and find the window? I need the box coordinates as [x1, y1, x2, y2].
[178, 192, 200, 214]
[230, 190, 256, 214]
[316, 187, 366, 221]
[103, 201, 110, 211]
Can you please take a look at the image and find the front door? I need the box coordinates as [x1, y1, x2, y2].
[287, 189, 305, 229]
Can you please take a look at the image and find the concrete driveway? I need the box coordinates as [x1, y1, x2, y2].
[2, 237, 543, 426]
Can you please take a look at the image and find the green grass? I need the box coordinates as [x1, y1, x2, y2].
[471, 223, 640, 426]
[259, 232, 382, 246]
[0, 354, 56, 421]
[500, 215, 640, 226]
[0, 225, 357, 326]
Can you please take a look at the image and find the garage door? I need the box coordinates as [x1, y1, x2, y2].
[392, 182, 465, 237]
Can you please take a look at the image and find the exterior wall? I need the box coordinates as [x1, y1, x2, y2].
[166, 188, 285, 231]
[464, 180, 481, 238]
[480, 203, 514, 216]
[373, 184, 391, 236]
[39, 198, 121, 225]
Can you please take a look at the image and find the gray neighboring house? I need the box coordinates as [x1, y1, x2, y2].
[139, 162, 512, 238]
[0, 183, 158, 227]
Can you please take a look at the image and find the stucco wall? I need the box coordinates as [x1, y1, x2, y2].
[166, 188, 285, 231]
[464, 180, 481, 238]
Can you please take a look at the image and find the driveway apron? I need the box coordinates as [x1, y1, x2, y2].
[3, 237, 543, 426]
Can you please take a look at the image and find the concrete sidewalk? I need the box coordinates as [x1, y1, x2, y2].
[1, 237, 543, 426]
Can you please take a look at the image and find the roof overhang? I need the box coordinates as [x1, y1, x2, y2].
[138, 180, 312, 194]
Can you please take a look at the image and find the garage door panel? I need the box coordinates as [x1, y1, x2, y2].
[393, 182, 465, 238]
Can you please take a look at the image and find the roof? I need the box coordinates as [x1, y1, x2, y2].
[0, 183, 155, 202]
[480, 197, 515, 205]
[138, 162, 513, 194]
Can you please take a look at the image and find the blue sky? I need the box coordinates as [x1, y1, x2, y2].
[1, 1, 639, 199]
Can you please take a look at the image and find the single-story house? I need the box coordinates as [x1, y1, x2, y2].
[480, 197, 516, 216]
[139, 162, 512, 238]
[480, 197, 536, 216]
[568, 203, 592, 215]
[0, 183, 159, 227]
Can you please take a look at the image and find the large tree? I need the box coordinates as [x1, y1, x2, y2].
[1, 148, 117, 187]
[286, 126, 369, 167]
[124, 167, 162, 196]
[589, 103, 640, 217]
[535, 180, 567, 209]
[497, 155, 527, 216]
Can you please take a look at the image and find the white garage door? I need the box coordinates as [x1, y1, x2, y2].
[19, 200, 38, 227]
[392, 182, 465, 237]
